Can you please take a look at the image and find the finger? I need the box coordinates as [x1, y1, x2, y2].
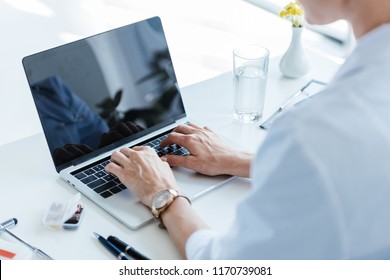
[132, 146, 153, 153]
[124, 146, 157, 161]
[172, 123, 196, 135]
[163, 154, 194, 170]
[119, 147, 134, 157]
[110, 150, 131, 167]
[160, 132, 190, 148]
[135, 146, 164, 161]
[105, 161, 123, 176]
[160, 156, 168, 162]
[188, 122, 213, 133]
[188, 122, 203, 129]
[119, 147, 149, 163]
[188, 122, 213, 134]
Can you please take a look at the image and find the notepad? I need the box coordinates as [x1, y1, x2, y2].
[260, 80, 327, 129]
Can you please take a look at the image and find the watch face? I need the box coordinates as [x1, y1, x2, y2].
[155, 191, 172, 208]
[153, 189, 178, 210]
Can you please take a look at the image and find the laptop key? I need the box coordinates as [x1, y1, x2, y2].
[74, 172, 87, 180]
[81, 175, 98, 184]
[100, 191, 113, 198]
[94, 181, 116, 193]
[87, 178, 106, 189]
[103, 174, 116, 181]
[174, 149, 185, 156]
[94, 171, 106, 178]
[181, 147, 190, 155]
[93, 165, 105, 171]
[110, 186, 122, 194]
[84, 168, 96, 175]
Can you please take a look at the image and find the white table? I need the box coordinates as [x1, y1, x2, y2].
[0, 51, 340, 259]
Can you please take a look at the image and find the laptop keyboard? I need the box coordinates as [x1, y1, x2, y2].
[71, 134, 189, 198]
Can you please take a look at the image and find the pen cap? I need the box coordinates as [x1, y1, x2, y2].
[107, 236, 127, 248]
[107, 235, 149, 260]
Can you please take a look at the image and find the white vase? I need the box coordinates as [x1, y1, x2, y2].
[279, 26, 310, 78]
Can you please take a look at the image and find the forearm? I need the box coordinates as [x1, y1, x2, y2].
[161, 197, 209, 259]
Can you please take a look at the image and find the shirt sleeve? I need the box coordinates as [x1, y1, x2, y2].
[185, 229, 220, 259]
[185, 113, 347, 259]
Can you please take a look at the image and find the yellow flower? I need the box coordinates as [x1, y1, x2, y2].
[280, 1, 304, 28]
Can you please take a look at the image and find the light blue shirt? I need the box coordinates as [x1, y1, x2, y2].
[186, 24, 390, 259]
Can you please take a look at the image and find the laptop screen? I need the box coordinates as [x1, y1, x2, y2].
[22, 17, 186, 171]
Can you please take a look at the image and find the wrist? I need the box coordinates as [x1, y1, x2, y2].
[224, 152, 253, 177]
[151, 189, 191, 227]
[160, 195, 193, 226]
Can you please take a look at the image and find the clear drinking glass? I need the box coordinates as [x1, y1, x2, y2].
[233, 45, 269, 123]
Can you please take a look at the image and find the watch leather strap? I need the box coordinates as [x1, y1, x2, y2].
[158, 195, 191, 229]
[152, 190, 191, 229]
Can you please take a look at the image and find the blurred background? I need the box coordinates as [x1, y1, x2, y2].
[0, 0, 349, 146]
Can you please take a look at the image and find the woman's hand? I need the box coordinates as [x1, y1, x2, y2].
[160, 123, 253, 177]
[105, 146, 178, 208]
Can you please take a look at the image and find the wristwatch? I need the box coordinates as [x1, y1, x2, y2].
[151, 189, 191, 220]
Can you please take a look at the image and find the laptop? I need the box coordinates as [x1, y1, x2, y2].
[22, 16, 233, 230]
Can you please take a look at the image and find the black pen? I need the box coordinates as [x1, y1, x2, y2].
[107, 235, 150, 260]
[93, 232, 129, 260]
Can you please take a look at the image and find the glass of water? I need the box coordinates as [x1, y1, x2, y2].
[233, 45, 269, 123]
